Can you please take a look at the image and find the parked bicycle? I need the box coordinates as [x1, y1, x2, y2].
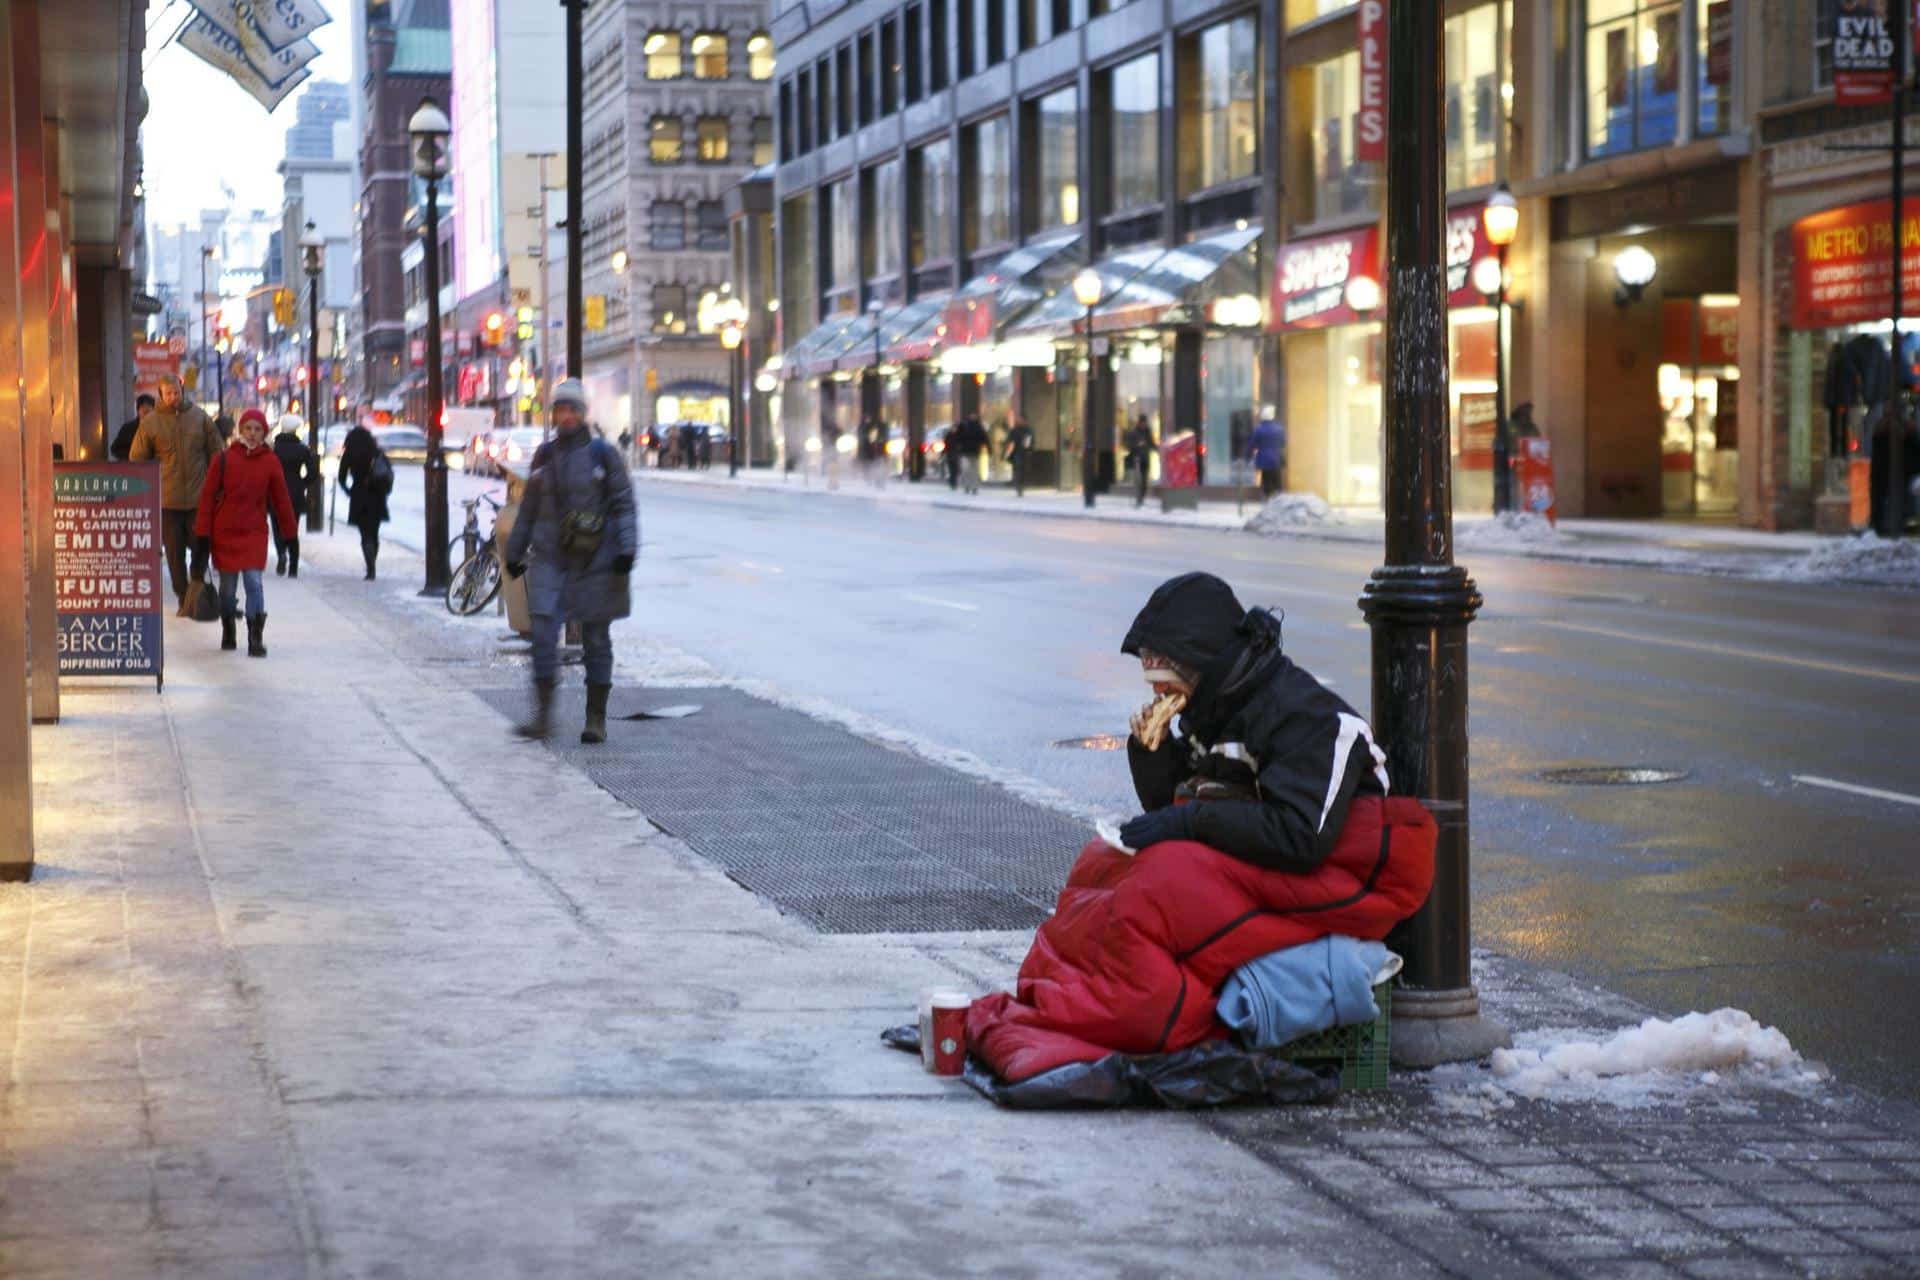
[445, 491, 505, 616]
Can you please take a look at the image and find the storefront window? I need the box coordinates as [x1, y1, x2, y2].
[1586, 0, 1682, 158]
[1202, 334, 1255, 480]
[1179, 17, 1258, 195]
[1109, 53, 1161, 214]
[964, 115, 1012, 251]
[1444, 4, 1499, 192]
[1030, 87, 1081, 232]
[1310, 53, 1374, 221]
[868, 158, 905, 281]
[911, 138, 955, 266]
[1115, 340, 1165, 483]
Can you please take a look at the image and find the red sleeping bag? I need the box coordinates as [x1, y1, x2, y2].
[967, 795, 1436, 1083]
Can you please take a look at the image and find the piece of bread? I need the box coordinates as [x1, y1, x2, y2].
[1129, 691, 1186, 751]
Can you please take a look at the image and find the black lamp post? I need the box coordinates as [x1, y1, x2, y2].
[299, 220, 326, 532]
[722, 316, 744, 477]
[1358, 0, 1507, 1067]
[199, 244, 213, 405]
[1480, 184, 1518, 515]
[1073, 267, 1103, 508]
[409, 97, 453, 594]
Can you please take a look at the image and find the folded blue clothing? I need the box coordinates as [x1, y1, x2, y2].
[1216, 936, 1393, 1050]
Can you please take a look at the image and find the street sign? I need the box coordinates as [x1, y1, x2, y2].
[167, 334, 187, 356]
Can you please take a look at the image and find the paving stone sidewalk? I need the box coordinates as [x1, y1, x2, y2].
[1, 529, 1914, 1279]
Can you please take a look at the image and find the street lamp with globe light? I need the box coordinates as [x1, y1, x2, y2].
[721, 316, 745, 476]
[1072, 267, 1103, 508]
[1612, 243, 1657, 306]
[408, 97, 453, 594]
[299, 220, 326, 531]
[1479, 182, 1519, 513]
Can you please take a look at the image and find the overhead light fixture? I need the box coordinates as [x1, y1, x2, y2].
[1343, 274, 1382, 317]
[1612, 244, 1657, 306]
[1481, 182, 1519, 249]
[1471, 255, 1504, 300]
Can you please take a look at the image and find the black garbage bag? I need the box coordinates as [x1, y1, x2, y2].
[881, 1025, 1338, 1110]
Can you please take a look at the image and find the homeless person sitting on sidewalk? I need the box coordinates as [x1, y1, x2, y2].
[964, 572, 1436, 1091]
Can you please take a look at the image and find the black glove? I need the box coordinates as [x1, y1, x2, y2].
[192, 535, 210, 560]
[1119, 806, 1194, 852]
[505, 560, 526, 579]
[611, 552, 634, 575]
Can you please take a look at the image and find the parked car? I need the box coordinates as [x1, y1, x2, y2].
[495, 427, 547, 473]
[371, 425, 430, 463]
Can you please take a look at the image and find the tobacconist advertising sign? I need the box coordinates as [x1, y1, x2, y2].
[53, 462, 164, 689]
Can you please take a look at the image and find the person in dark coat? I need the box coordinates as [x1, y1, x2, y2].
[112, 394, 154, 461]
[1005, 418, 1034, 496]
[271, 412, 315, 577]
[339, 423, 391, 580]
[1248, 406, 1284, 498]
[193, 408, 296, 657]
[130, 374, 224, 613]
[1125, 415, 1157, 507]
[504, 379, 639, 745]
[951, 415, 988, 494]
[1115, 573, 1389, 873]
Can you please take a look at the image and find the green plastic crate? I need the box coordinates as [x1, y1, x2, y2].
[1271, 980, 1392, 1091]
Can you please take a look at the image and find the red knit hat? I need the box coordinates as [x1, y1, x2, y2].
[238, 408, 268, 433]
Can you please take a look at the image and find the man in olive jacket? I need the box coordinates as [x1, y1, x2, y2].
[130, 374, 224, 613]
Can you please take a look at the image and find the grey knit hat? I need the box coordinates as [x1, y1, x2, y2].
[550, 378, 587, 411]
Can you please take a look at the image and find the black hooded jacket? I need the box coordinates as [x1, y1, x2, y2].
[1122, 573, 1388, 873]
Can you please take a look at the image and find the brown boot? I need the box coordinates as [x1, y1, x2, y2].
[515, 681, 554, 740]
[580, 683, 610, 745]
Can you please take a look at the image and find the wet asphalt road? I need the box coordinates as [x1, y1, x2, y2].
[387, 469, 1920, 1100]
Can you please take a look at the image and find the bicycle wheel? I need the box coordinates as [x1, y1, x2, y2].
[450, 531, 478, 562]
[445, 548, 501, 615]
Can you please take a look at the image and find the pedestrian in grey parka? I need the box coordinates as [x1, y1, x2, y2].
[504, 378, 639, 743]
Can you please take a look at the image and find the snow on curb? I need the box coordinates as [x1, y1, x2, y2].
[1243, 492, 1345, 535]
[1763, 533, 1920, 588]
[1456, 512, 1571, 549]
[1431, 1008, 1826, 1111]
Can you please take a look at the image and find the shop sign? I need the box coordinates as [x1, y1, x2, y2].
[1790, 197, 1920, 329]
[1446, 202, 1493, 308]
[1457, 391, 1498, 467]
[132, 339, 178, 398]
[52, 463, 163, 686]
[1270, 226, 1378, 330]
[1662, 299, 1739, 364]
[1706, 2, 1734, 86]
[1355, 1, 1386, 163]
[1833, 0, 1896, 106]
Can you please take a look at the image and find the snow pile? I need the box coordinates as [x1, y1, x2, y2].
[1487, 1008, 1813, 1102]
[1456, 512, 1571, 549]
[1765, 533, 1920, 588]
[1244, 492, 1344, 534]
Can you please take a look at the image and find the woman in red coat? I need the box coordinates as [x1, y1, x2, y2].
[193, 408, 296, 656]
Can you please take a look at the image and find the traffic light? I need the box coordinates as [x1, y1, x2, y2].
[515, 306, 534, 341]
[585, 295, 606, 332]
[484, 311, 506, 346]
[272, 288, 294, 327]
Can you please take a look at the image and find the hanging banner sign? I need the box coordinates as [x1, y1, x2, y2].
[178, 13, 317, 112]
[1270, 225, 1379, 330]
[1790, 198, 1920, 329]
[191, 0, 333, 53]
[1833, 0, 1896, 107]
[1355, 0, 1386, 163]
[1706, 1, 1734, 86]
[53, 463, 164, 687]
[132, 340, 179, 399]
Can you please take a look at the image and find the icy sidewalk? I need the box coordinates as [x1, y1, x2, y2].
[5, 529, 1918, 1278]
[637, 465, 1920, 588]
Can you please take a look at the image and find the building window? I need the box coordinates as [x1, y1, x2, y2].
[781, 192, 815, 330]
[1107, 52, 1160, 215]
[1028, 86, 1080, 232]
[1585, 0, 1681, 158]
[651, 200, 686, 250]
[1179, 15, 1257, 196]
[1695, 0, 1731, 136]
[1308, 53, 1373, 222]
[986, 0, 1007, 65]
[650, 115, 684, 164]
[826, 178, 859, 296]
[645, 31, 682, 80]
[1444, 4, 1499, 192]
[905, 5, 925, 103]
[796, 70, 813, 152]
[958, 0, 977, 79]
[778, 79, 794, 159]
[911, 137, 955, 266]
[748, 32, 775, 80]
[836, 47, 854, 136]
[867, 157, 904, 281]
[929, 0, 949, 91]
[752, 116, 775, 167]
[1815, 0, 1836, 87]
[963, 113, 1011, 251]
[692, 32, 728, 79]
[696, 116, 730, 163]
[698, 200, 728, 251]
[880, 18, 901, 116]
[652, 283, 689, 334]
[858, 33, 876, 126]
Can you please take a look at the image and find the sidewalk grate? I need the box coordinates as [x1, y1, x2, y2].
[476, 685, 1087, 933]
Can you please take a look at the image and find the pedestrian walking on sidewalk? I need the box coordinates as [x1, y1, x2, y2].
[1125, 415, 1157, 508]
[1248, 406, 1284, 499]
[1006, 418, 1034, 496]
[272, 412, 315, 578]
[504, 379, 639, 745]
[130, 374, 223, 615]
[822, 422, 843, 490]
[339, 423, 392, 580]
[111, 393, 154, 461]
[193, 409, 296, 658]
[952, 415, 988, 494]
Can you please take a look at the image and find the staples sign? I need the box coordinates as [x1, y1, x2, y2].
[1356, 1, 1386, 163]
[1272, 227, 1378, 330]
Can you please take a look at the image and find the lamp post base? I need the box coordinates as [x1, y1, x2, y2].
[1389, 985, 1511, 1068]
